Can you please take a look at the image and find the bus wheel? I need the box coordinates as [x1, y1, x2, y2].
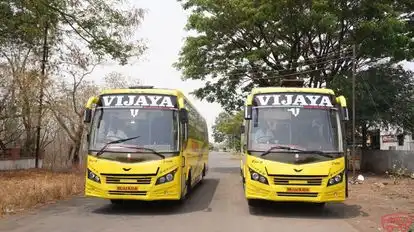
[202, 164, 206, 178]
[187, 171, 192, 195]
[110, 199, 123, 205]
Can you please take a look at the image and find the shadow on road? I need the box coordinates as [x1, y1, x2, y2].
[91, 178, 219, 216]
[248, 200, 368, 219]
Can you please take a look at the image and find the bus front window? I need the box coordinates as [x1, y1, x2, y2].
[248, 107, 343, 155]
[89, 108, 179, 157]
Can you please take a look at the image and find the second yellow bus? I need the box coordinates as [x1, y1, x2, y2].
[240, 80, 349, 208]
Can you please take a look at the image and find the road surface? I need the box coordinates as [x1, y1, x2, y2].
[0, 152, 365, 232]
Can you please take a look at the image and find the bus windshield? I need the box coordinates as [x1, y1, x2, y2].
[248, 107, 342, 153]
[89, 107, 179, 155]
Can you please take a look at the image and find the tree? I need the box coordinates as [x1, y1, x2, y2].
[212, 110, 243, 150]
[47, 62, 142, 167]
[102, 71, 141, 89]
[0, 67, 23, 151]
[46, 48, 100, 167]
[208, 142, 215, 151]
[175, 0, 413, 111]
[0, 0, 147, 65]
[331, 63, 414, 147]
[0, 0, 148, 168]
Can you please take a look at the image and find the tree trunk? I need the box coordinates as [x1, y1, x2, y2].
[72, 137, 82, 165]
[67, 144, 73, 161]
[71, 123, 85, 168]
[0, 139, 6, 151]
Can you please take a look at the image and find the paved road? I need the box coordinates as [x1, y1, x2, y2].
[0, 152, 363, 232]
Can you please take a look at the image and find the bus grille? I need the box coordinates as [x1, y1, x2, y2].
[277, 192, 318, 197]
[101, 174, 152, 185]
[108, 190, 147, 196]
[272, 175, 327, 186]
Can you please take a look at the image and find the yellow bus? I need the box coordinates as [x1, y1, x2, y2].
[83, 86, 209, 204]
[240, 79, 349, 208]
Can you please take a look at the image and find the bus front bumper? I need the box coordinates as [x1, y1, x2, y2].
[245, 181, 346, 203]
[85, 180, 182, 201]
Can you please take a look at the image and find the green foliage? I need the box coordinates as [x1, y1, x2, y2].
[212, 110, 243, 150]
[208, 142, 216, 151]
[49, 0, 147, 64]
[0, 0, 146, 65]
[331, 63, 414, 139]
[175, 0, 414, 111]
[0, 0, 61, 52]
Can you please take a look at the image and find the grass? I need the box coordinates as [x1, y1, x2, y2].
[0, 168, 85, 216]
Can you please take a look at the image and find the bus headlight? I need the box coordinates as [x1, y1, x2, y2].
[327, 171, 344, 186]
[87, 169, 101, 183]
[249, 168, 269, 185]
[156, 169, 177, 185]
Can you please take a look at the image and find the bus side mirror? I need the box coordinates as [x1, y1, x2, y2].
[84, 108, 92, 123]
[179, 108, 188, 124]
[341, 107, 349, 121]
[244, 106, 252, 120]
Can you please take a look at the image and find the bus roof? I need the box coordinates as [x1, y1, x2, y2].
[99, 87, 184, 96]
[245, 87, 336, 105]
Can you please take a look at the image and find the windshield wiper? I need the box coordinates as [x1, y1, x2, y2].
[117, 145, 166, 159]
[96, 136, 140, 157]
[260, 145, 304, 157]
[260, 145, 340, 158]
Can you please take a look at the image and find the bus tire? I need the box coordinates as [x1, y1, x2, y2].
[178, 171, 191, 203]
[202, 164, 206, 178]
[187, 171, 192, 195]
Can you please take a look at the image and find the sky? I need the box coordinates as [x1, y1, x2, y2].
[89, 0, 223, 141]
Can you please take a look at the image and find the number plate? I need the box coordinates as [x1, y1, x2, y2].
[286, 187, 310, 192]
[116, 186, 138, 191]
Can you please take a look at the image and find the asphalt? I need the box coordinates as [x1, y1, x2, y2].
[0, 152, 363, 232]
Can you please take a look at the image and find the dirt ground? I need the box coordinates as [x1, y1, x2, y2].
[345, 173, 414, 231]
[0, 169, 85, 217]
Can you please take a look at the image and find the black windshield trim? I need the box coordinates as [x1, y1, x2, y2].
[251, 106, 339, 111]
[248, 149, 344, 158]
[94, 107, 179, 110]
[89, 150, 180, 155]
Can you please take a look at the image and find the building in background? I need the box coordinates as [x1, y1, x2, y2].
[378, 126, 414, 151]
[380, 132, 414, 151]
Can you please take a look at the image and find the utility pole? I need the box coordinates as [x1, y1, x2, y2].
[233, 133, 235, 151]
[240, 130, 243, 153]
[352, 44, 356, 177]
[35, 21, 49, 168]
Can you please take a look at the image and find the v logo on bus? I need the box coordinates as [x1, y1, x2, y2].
[287, 108, 300, 117]
[130, 109, 139, 117]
